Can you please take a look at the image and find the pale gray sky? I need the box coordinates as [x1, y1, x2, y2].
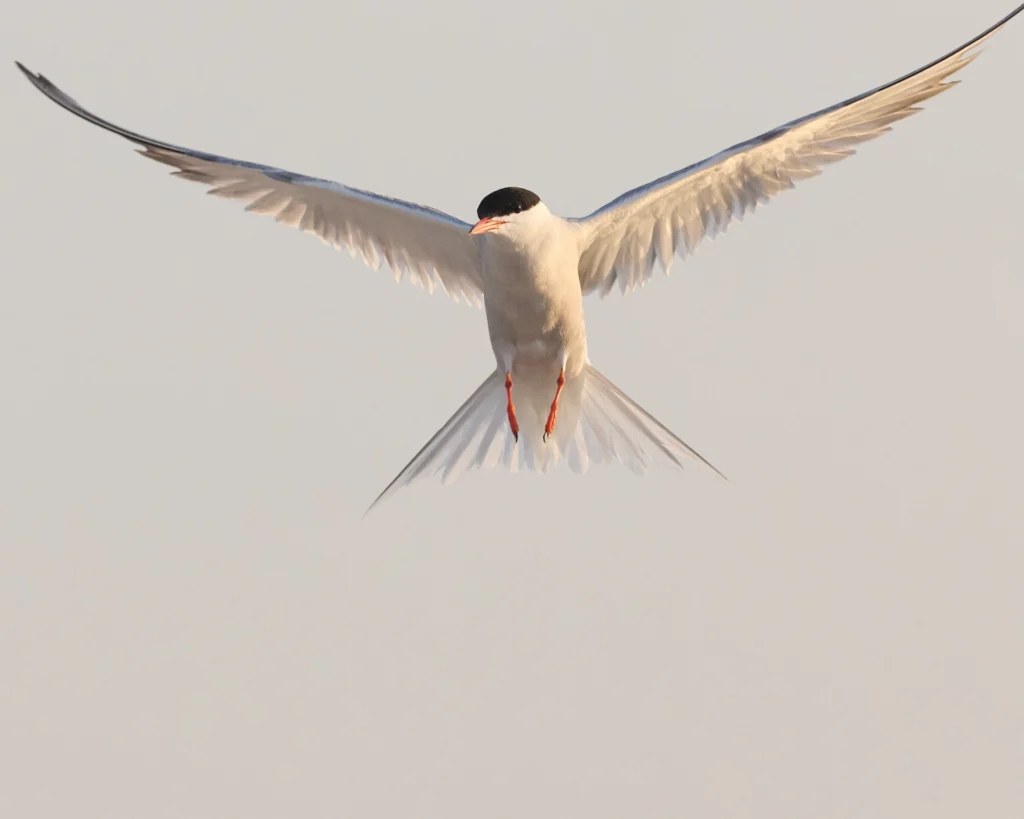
[2, 0, 1023, 816]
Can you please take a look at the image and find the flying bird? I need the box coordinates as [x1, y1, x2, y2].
[16, 4, 1023, 509]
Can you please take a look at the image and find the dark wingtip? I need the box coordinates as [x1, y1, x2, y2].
[15, 61, 49, 93]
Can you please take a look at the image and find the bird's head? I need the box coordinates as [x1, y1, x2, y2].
[469, 187, 545, 239]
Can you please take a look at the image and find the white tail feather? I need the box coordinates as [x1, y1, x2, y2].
[366, 365, 723, 512]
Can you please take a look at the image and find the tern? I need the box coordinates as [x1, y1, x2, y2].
[16, 4, 1023, 509]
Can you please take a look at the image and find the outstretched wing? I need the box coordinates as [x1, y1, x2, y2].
[17, 63, 484, 304]
[573, 5, 1023, 297]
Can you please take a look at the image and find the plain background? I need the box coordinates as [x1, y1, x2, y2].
[2, 0, 1023, 816]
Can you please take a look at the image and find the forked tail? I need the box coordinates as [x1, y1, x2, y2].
[366, 365, 724, 512]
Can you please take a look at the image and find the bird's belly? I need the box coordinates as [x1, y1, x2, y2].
[485, 283, 561, 340]
[479, 237, 588, 379]
[483, 280, 588, 382]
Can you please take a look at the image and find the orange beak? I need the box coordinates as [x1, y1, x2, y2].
[469, 217, 506, 235]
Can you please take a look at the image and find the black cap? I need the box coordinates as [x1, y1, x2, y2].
[476, 187, 541, 220]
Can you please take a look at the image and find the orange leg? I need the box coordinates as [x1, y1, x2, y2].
[505, 372, 519, 442]
[543, 369, 566, 442]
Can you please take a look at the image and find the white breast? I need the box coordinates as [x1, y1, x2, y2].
[475, 207, 589, 379]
